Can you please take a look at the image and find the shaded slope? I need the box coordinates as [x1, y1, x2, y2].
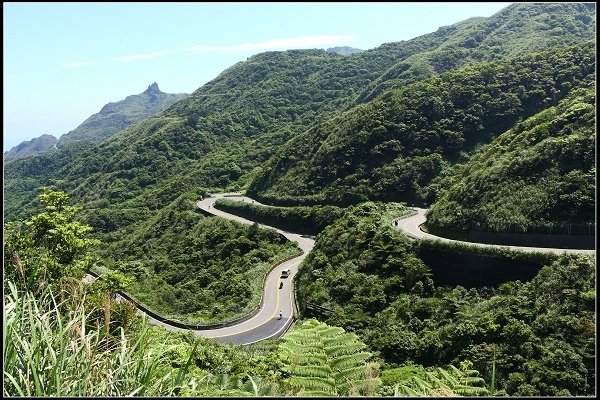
[426, 86, 596, 233]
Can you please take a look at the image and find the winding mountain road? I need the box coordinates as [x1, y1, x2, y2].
[87, 195, 592, 345]
[192, 193, 315, 344]
[92, 193, 314, 345]
[394, 208, 595, 255]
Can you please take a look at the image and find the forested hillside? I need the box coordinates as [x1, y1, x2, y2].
[296, 203, 595, 396]
[5, 3, 595, 229]
[427, 86, 595, 233]
[248, 42, 595, 208]
[3, 2, 596, 397]
[3, 45, 427, 224]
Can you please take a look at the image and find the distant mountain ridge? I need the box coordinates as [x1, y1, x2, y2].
[57, 83, 188, 147]
[326, 46, 363, 56]
[4, 134, 58, 162]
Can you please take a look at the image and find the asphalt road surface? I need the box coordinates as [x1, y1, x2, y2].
[114, 193, 314, 345]
[86, 196, 593, 345]
[395, 207, 595, 255]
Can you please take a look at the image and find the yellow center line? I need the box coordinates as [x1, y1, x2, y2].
[201, 257, 302, 338]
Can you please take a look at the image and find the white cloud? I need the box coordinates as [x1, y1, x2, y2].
[61, 61, 95, 68]
[112, 35, 356, 63]
[4, 73, 22, 79]
[185, 34, 356, 54]
[113, 50, 176, 63]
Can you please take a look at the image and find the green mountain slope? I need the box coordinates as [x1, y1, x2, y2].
[355, 2, 596, 104]
[5, 3, 595, 227]
[247, 41, 595, 206]
[426, 86, 595, 233]
[2, 40, 463, 223]
[4, 134, 58, 161]
[56, 83, 188, 147]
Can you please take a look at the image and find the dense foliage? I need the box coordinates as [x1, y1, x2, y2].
[297, 203, 596, 396]
[99, 191, 300, 325]
[214, 198, 344, 235]
[356, 3, 596, 104]
[427, 86, 595, 233]
[248, 41, 595, 207]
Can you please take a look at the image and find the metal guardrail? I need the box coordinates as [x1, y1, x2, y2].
[469, 222, 596, 236]
[305, 301, 334, 316]
[86, 249, 303, 332]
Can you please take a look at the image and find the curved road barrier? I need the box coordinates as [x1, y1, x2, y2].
[87, 197, 592, 344]
[86, 193, 314, 345]
[395, 207, 595, 255]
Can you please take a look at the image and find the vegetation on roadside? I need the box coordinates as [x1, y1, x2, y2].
[100, 191, 301, 325]
[214, 198, 345, 235]
[297, 203, 595, 396]
[427, 86, 595, 233]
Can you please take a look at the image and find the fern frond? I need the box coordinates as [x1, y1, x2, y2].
[325, 343, 366, 358]
[460, 376, 486, 387]
[334, 365, 369, 382]
[454, 385, 489, 396]
[288, 376, 336, 393]
[394, 384, 422, 396]
[436, 368, 460, 387]
[330, 352, 371, 371]
[291, 365, 333, 379]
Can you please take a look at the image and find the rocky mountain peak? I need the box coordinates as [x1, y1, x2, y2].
[144, 82, 162, 95]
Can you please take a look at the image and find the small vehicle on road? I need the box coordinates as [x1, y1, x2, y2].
[279, 281, 283, 289]
[281, 268, 291, 278]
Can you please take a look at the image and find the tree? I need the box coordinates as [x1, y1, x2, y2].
[3, 187, 99, 294]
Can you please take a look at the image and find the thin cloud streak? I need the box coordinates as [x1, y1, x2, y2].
[113, 34, 356, 63]
[185, 34, 356, 54]
[113, 50, 176, 63]
[4, 73, 23, 80]
[62, 61, 96, 68]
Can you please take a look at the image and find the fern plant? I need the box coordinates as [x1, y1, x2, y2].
[394, 361, 489, 397]
[278, 319, 380, 396]
[182, 373, 279, 397]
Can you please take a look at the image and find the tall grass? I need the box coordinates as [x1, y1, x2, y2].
[3, 281, 197, 396]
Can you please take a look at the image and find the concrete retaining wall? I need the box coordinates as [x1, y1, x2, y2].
[418, 247, 544, 288]
[468, 231, 595, 249]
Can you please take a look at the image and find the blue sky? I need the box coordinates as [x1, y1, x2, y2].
[3, 2, 511, 150]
